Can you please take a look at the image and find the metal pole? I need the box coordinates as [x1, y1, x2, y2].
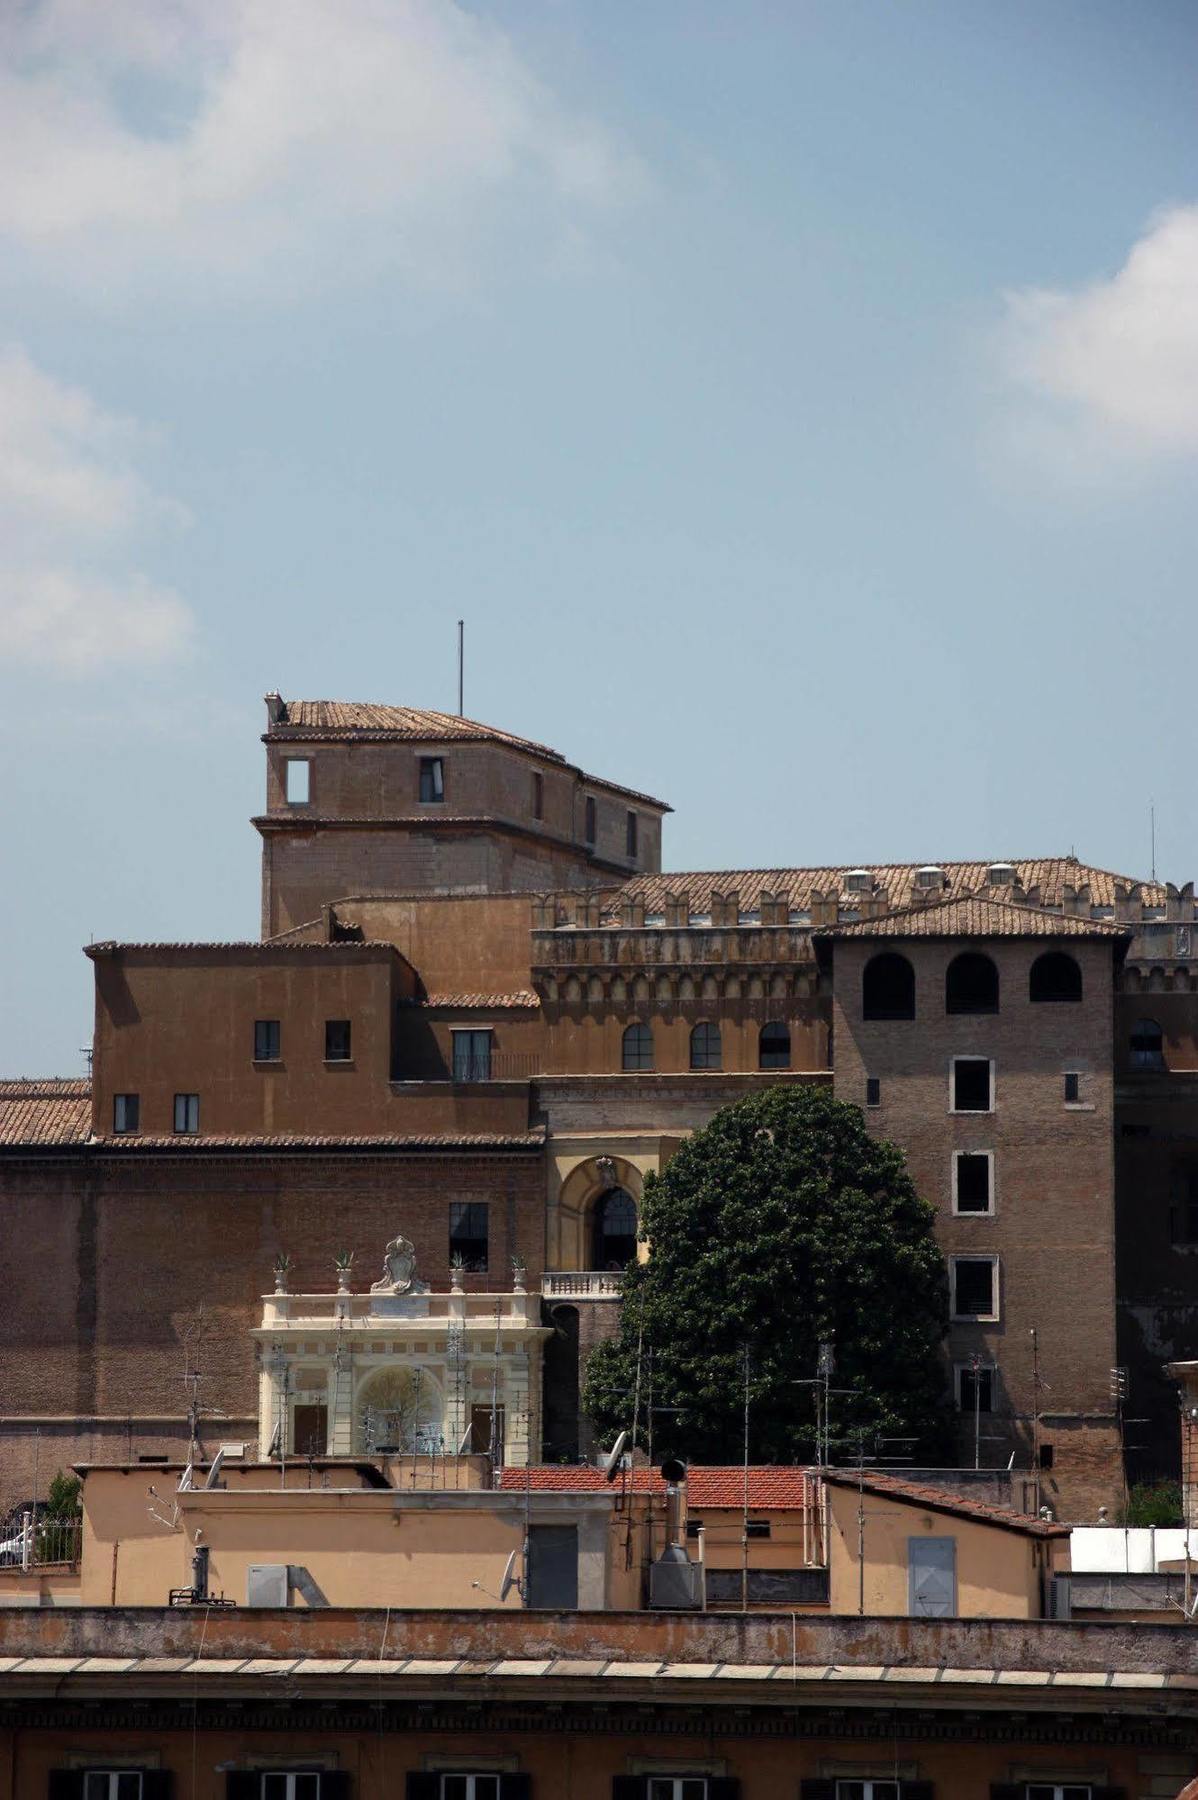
[857, 1454, 866, 1615]
[741, 1343, 750, 1612]
[973, 1351, 982, 1472]
[457, 620, 464, 716]
[1030, 1327, 1041, 1516]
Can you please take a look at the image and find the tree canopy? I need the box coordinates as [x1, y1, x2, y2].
[583, 1084, 951, 1465]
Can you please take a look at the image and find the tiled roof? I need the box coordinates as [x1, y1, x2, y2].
[499, 1466, 668, 1494]
[819, 896, 1131, 941]
[84, 940, 399, 956]
[0, 1079, 91, 1146]
[498, 1465, 814, 1508]
[85, 1131, 544, 1152]
[820, 1469, 1070, 1538]
[407, 992, 540, 1010]
[606, 857, 1162, 917]
[268, 701, 566, 761]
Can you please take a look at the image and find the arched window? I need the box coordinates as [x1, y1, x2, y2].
[592, 1187, 638, 1269]
[862, 953, 915, 1021]
[1130, 1018, 1165, 1070]
[1029, 952, 1083, 1003]
[759, 1021, 791, 1069]
[945, 952, 999, 1015]
[690, 1022, 722, 1069]
[622, 1022, 654, 1071]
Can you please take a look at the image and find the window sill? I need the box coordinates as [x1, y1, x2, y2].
[324, 1059, 355, 1069]
[1064, 1102, 1096, 1112]
[252, 1058, 283, 1068]
[952, 1209, 996, 1219]
[951, 1315, 1000, 1325]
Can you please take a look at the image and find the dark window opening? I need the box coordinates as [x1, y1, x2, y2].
[865, 1076, 881, 1107]
[952, 1058, 992, 1112]
[593, 1186, 638, 1270]
[292, 1405, 327, 1457]
[584, 796, 596, 844]
[952, 1256, 997, 1318]
[113, 1093, 139, 1135]
[452, 1029, 492, 1082]
[1029, 951, 1083, 1003]
[1130, 1017, 1165, 1070]
[745, 1518, 771, 1539]
[626, 810, 638, 858]
[622, 1022, 654, 1071]
[449, 1200, 489, 1271]
[690, 1021, 722, 1070]
[173, 1092, 199, 1134]
[1038, 1442, 1054, 1470]
[958, 1364, 994, 1413]
[470, 1403, 504, 1462]
[955, 1152, 992, 1213]
[419, 755, 445, 803]
[532, 772, 544, 819]
[1064, 1070, 1080, 1103]
[862, 952, 915, 1021]
[324, 1019, 352, 1061]
[759, 1020, 791, 1069]
[81, 1777, 145, 1800]
[284, 758, 310, 805]
[945, 951, 999, 1015]
[254, 1019, 281, 1062]
[260, 1775, 324, 1800]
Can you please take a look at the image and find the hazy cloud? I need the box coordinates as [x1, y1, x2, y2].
[1001, 205, 1198, 462]
[0, 348, 193, 673]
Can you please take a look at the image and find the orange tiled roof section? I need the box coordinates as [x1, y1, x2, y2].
[498, 1465, 814, 1507]
[607, 857, 1163, 917]
[406, 992, 541, 1010]
[819, 896, 1131, 940]
[0, 1080, 91, 1146]
[820, 1468, 1070, 1538]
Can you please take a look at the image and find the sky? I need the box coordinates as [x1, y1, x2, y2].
[2, 0, 1197, 1076]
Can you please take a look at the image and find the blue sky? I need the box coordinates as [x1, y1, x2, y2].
[2, 0, 1197, 1074]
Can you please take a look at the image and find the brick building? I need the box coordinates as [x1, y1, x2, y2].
[2, 696, 1196, 1518]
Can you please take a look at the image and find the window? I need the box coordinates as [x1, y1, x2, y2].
[862, 952, 915, 1021]
[284, 758, 310, 805]
[173, 1092, 199, 1134]
[113, 1093, 139, 1135]
[532, 772, 544, 819]
[1029, 951, 1083, 1003]
[845, 869, 872, 893]
[254, 1019, 281, 1062]
[419, 756, 445, 803]
[835, 1784, 902, 1800]
[945, 951, 999, 1015]
[956, 1362, 995, 1413]
[449, 1201, 489, 1272]
[452, 1029, 492, 1082]
[690, 1022, 722, 1070]
[1026, 1786, 1094, 1800]
[622, 1022, 654, 1071]
[1064, 1070, 1080, 1104]
[915, 865, 944, 889]
[626, 810, 638, 858]
[593, 1186, 638, 1269]
[865, 1076, 881, 1107]
[1038, 1443, 1055, 1470]
[260, 1777, 324, 1800]
[647, 1782, 710, 1800]
[83, 1778, 143, 1800]
[440, 1779, 501, 1800]
[1130, 1017, 1165, 1070]
[584, 796, 596, 844]
[954, 1151, 993, 1215]
[951, 1255, 999, 1320]
[745, 1518, 771, 1539]
[758, 1021, 791, 1069]
[685, 1518, 704, 1540]
[324, 1019, 352, 1062]
[951, 1057, 992, 1112]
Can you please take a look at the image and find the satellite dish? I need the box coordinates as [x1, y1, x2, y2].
[499, 1550, 519, 1601]
[603, 1431, 629, 1482]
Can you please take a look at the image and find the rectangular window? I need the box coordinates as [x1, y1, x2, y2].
[745, 1518, 771, 1539]
[469, 1403, 505, 1460]
[254, 1019, 281, 1062]
[953, 1150, 993, 1215]
[84, 1775, 143, 1800]
[951, 1056, 993, 1113]
[865, 1076, 881, 1107]
[419, 756, 445, 803]
[452, 1029, 492, 1082]
[1038, 1443, 1055, 1470]
[956, 1362, 995, 1413]
[284, 759, 310, 805]
[685, 1518, 704, 1539]
[835, 1784, 901, 1800]
[584, 796, 596, 843]
[173, 1092, 199, 1134]
[261, 1776, 324, 1800]
[1026, 1789, 1093, 1800]
[951, 1255, 998, 1320]
[449, 1201, 489, 1271]
[532, 772, 544, 819]
[626, 810, 638, 858]
[440, 1777, 501, 1800]
[1064, 1070, 1080, 1103]
[324, 1019, 352, 1062]
[113, 1093, 140, 1135]
[647, 1782, 709, 1800]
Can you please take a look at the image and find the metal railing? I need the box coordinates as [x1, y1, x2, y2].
[0, 1513, 82, 1570]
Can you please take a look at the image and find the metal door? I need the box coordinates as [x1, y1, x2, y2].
[527, 1524, 578, 1609]
[907, 1535, 956, 1616]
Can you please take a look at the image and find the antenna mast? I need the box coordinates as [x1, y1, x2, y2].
[457, 619, 464, 717]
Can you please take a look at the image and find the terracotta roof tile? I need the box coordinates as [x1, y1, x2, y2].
[498, 1465, 814, 1507]
[0, 1079, 91, 1146]
[820, 1469, 1070, 1538]
[84, 940, 400, 956]
[818, 896, 1131, 940]
[405, 992, 540, 1010]
[498, 1466, 668, 1494]
[86, 1131, 544, 1152]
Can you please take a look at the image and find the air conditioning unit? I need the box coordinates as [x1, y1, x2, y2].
[247, 1563, 290, 1607]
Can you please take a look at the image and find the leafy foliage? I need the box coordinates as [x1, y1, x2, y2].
[1122, 1479, 1183, 1528]
[45, 1470, 82, 1519]
[583, 1085, 951, 1464]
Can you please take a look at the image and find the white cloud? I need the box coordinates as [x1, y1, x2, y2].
[0, 348, 193, 673]
[0, 0, 641, 291]
[1001, 205, 1198, 461]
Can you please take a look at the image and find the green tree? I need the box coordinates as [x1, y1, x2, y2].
[1122, 1480, 1183, 1528]
[44, 1470, 82, 1519]
[583, 1085, 951, 1464]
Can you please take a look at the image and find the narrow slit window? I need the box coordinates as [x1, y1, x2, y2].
[626, 810, 638, 858]
[584, 796, 596, 844]
[1064, 1070, 1080, 1103]
[865, 1076, 881, 1107]
[284, 759, 310, 805]
[532, 772, 544, 819]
